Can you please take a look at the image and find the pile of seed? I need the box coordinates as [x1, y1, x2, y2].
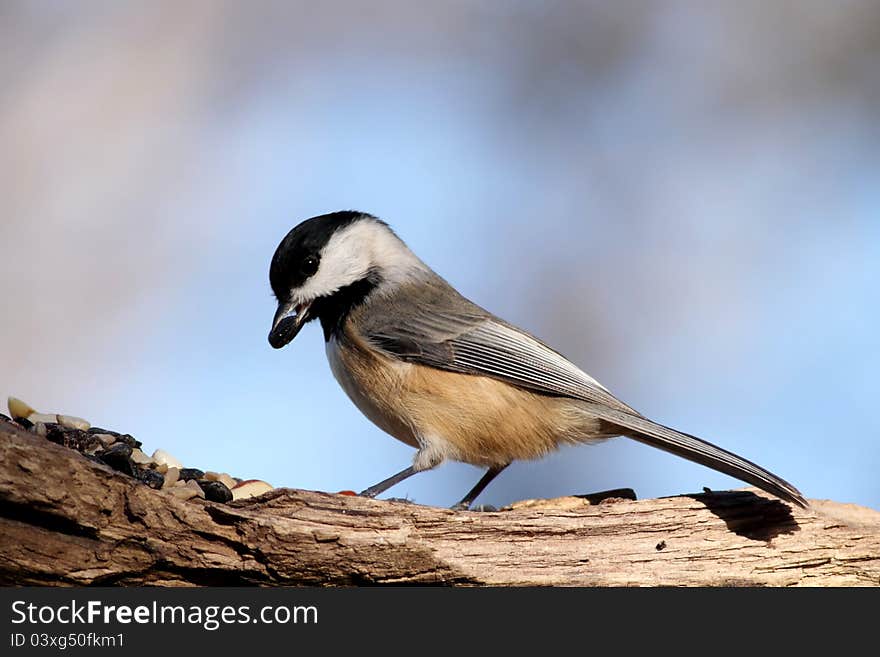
[3, 397, 273, 504]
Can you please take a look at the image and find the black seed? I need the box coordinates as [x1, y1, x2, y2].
[197, 480, 233, 503]
[138, 469, 165, 490]
[45, 424, 64, 445]
[580, 488, 638, 504]
[179, 468, 205, 482]
[88, 427, 119, 436]
[114, 433, 142, 449]
[100, 443, 135, 476]
[656, 540, 667, 551]
[103, 443, 132, 458]
[0, 412, 12, 423]
[14, 417, 33, 430]
[45, 424, 101, 453]
[88, 427, 141, 447]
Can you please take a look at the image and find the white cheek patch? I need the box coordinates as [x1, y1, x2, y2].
[291, 219, 427, 304]
[294, 232, 370, 303]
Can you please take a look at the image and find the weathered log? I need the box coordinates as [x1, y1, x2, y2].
[1, 421, 878, 586]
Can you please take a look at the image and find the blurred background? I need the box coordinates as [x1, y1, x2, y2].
[2, 1, 878, 511]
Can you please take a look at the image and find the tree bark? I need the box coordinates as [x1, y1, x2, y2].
[1, 421, 878, 586]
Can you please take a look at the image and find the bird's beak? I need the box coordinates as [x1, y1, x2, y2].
[268, 300, 312, 349]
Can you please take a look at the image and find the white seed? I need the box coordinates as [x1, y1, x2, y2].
[8, 397, 37, 420]
[185, 479, 205, 499]
[170, 486, 199, 500]
[231, 480, 273, 501]
[94, 433, 116, 446]
[32, 422, 48, 437]
[163, 467, 180, 488]
[28, 413, 59, 425]
[57, 415, 90, 430]
[205, 472, 238, 490]
[130, 448, 153, 465]
[151, 449, 183, 469]
[153, 462, 168, 474]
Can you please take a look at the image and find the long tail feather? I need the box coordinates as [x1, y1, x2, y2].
[590, 406, 808, 508]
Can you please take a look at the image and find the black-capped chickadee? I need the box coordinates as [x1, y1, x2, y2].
[268, 211, 807, 510]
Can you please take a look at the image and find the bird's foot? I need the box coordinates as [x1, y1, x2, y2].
[450, 502, 497, 512]
[384, 496, 416, 505]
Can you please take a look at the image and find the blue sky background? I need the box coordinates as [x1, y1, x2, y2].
[1, 2, 878, 510]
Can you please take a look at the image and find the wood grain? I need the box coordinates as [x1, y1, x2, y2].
[1, 421, 877, 586]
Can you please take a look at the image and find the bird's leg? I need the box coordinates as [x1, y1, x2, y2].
[360, 445, 445, 500]
[451, 463, 509, 511]
[360, 465, 418, 498]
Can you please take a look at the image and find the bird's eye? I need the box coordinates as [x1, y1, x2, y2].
[301, 255, 319, 277]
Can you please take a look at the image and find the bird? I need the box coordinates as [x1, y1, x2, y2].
[268, 210, 807, 510]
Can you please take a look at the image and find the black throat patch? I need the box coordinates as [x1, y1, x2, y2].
[311, 274, 381, 341]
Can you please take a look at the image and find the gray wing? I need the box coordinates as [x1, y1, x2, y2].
[360, 277, 637, 413]
[358, 277, 807, 508]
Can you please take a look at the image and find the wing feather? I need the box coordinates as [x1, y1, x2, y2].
[359, 280, 634, 412]
[356, 279, 807, 507]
